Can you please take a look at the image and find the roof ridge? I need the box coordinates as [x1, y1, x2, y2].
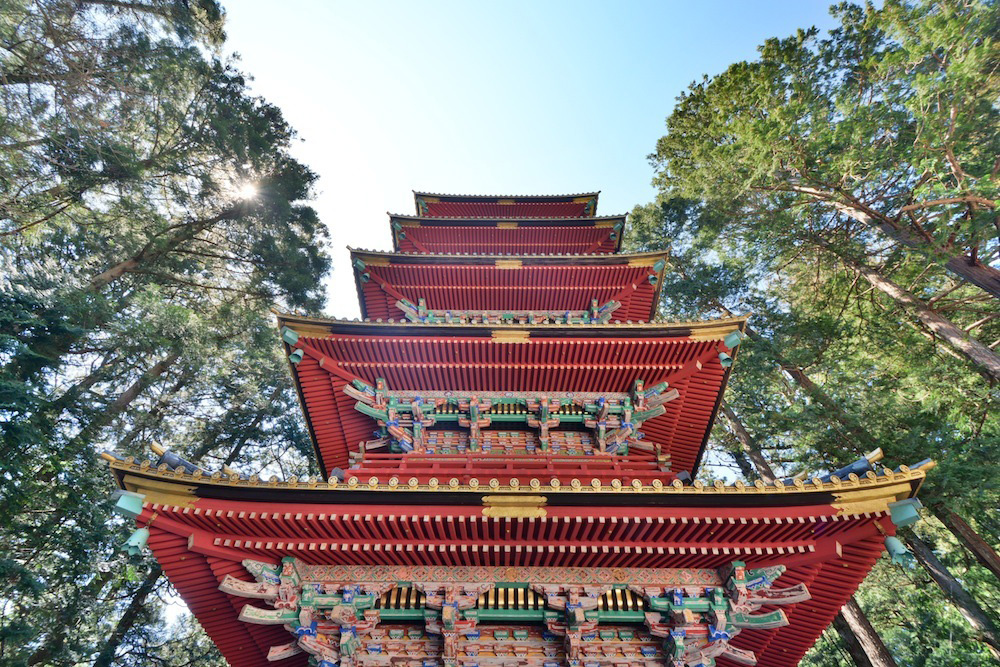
[413, 191, 600, 199]
[387, 213, 627, 221]
[347, 247, 664, 259]
[275, 311, 748, 330]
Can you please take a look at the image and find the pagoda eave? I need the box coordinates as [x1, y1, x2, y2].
[389, 215, 627, 254]
[106, 455, 927, 667]
[412, 191, 601, 200]
[110, 458, 926, 513]
[349, 249, 669, 323]
[276, 314, 747, 478]
[350, 248, 662, 265]
[389, 214, 624, 224]
[276, 312, 747, 339]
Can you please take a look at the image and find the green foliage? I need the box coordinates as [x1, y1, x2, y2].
[0, 1, 329, 664]
[651, 0, 1000, 278]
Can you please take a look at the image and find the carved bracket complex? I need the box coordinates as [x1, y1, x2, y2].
[222, 558, 809, 666]
[394, 297, 625, 326]
[346, 377, 677, 455]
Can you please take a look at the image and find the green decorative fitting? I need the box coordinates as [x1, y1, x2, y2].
[393, 301, 623, 325]
[218, 557, 812, 663]
[718, 351, 733, 367]
[122, 526, 149, 557]
[632, 405, 667, 422]
[653, 259, 666, 273]
[112, 490, 145, 519]
[888, 499, 923, 528]
[729, 609, 788, 627]
[347, 383, 677, 453]
[648, 274, 659, 285]
[884, 535, 915, 567]
[288, 349, 304, 364]
[355, 402, 389, 421]
[724, 330, 747, 349]
[352, 258, 366, 272]
[280, 326, 299, 345]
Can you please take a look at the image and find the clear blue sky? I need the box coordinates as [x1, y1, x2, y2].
[223, 1, 842, 317]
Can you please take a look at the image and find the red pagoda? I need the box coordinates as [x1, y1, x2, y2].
[105, 191, 930, 667]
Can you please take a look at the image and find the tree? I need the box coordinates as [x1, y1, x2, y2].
[626, 196, 1000, 664]
[0, 1, 329, 663]
[650, 0, 1000, 299]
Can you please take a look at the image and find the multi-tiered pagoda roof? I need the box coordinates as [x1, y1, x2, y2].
[105, 190, 929, 667]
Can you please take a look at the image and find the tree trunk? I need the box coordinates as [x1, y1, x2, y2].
[17, 354, 123, 459]
[930, 505, 1000, 582]
[90, 208, 238, 290]
[905, 533, 1000, 659]
[768, 354, 881, 452]
[832, 612, 873, 667]
[111, 352, 180, 412]
[872, 219, 1000, 301]
[727, 446, 756, 481]
[60, 351, 181, 456]
[2, 208, 239, 386]
[719, 400, 776, 482]
[833, 597, 898, 667]
[835, 253, 1000, 381]
[114, 373, 192, 453]
[707, 295, 880, 451]
[187, 384, 283, 463]
[91, 565, 163, 667]
[787, 185, 1000, 299]
[22, 351, 182, 552]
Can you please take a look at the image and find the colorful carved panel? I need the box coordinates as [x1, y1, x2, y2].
[223, 558, 809, 667]
[347, 377, 676, 455]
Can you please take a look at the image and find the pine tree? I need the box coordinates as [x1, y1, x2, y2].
[1, 1, 330, 663]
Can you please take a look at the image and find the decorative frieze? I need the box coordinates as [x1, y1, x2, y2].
[347, 377, 676, 454]
[223, 558, 808, 666]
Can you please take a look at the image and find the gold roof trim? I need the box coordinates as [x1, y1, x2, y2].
[107, 457, 928, 507]
[276, 312, 749, 338]
[348, 248, 667, 262]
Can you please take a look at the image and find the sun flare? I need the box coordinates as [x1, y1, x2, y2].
[237, 182, 258, 200]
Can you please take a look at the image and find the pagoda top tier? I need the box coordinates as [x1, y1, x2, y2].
[413, 191, 600, 218]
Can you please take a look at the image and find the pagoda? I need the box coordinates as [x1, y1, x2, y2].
[104, 191, 931, 667]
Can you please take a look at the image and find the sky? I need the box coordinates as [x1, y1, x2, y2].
[223, 1, 843, 319]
